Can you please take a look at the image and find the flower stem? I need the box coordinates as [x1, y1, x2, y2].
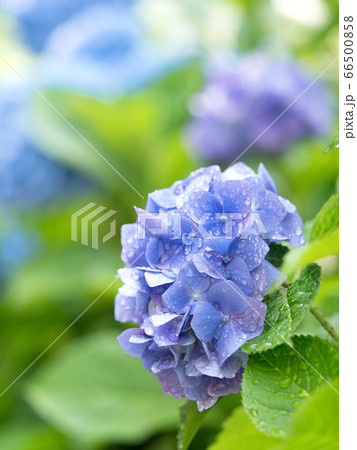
[309, 305, 339, 342]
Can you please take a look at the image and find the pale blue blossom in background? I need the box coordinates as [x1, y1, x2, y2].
[0, 0, 130, 52]
[0, 214, 40, 290]
[0, 84, 90, 208]
[40, 3, 188, 98]
[1, 0, 189, 99]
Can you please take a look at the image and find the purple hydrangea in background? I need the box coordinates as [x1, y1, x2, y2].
[115, 163, 304, 410]
[185, 54, 333, 162]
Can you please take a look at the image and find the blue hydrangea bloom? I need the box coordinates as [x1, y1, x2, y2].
[0, 214, 40, 290]
[1, 0, 129, 52]
[116, 163, 304, 410]
[185, 54, 333, 162]
[0, 84, 89, 208]
[39, 3, 186, 98]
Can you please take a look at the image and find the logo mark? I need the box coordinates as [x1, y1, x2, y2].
[71, 202, 117, 249]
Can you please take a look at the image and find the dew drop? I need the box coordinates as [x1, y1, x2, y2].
[279, 379, 291, 389]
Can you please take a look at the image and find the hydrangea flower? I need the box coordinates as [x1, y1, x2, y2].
[116, 163, 304, 410]
[185, 54, 333, 162]
[0, 83, 89, 208]
[0, 214, 40, 291]
[40, 3, 187, 98]
[2, 0, 189, 99]
[0, 0, 129, 52]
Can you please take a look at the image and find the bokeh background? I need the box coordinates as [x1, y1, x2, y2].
[0, 0, 338, 449]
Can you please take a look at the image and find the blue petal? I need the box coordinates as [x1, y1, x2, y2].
[202, 237, 231, 255]
[145, 312, 180, 332]
[229, 236, 269, 271]
[145, 238, 162, 267]
[183, 165, 221, 198]
[191, 301, 222, 342]
[254, 189, 287, 232]
[249, 264, 268, 299]
[162, 282, 193, 313]
[221, 162, 255, 181]
[135, 290, 150, 316]
[271, 211, 304, 247]
[146, 188, 178, 212]
[144, 269, 174, 287]
[142, 347, 178, 374]
[216, 180, 251, 215]
[184, 375, 217, 408]
[186, 191, 222, 221]
[179, 263, 211, 294]
[145, 237, 187, 274]
[278, 195, 296, 213]
[156, 369, 185, 399]
[225, 257, 253, 295]
[114, 285, 137, 323]
[262, 260, 282, 289]
[192, 252, 225, 281]
[258, 163, 278, 194]
[215, 322, 248, 364]
[191, 349, 245, 379]
[120, 223, 148, 266]
[208, 281, 247, 316]
[117, 328, 152, 357]
[235, 298, 266, 335]
[117, 267, 149, 293]
[162, 264, 210, 313]
[208, 368, 244, 397]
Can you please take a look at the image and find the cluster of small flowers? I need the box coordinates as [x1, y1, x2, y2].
[2, 0, 187, 99]
[116, 163, 304, 410]
[185, 54, 333, 162]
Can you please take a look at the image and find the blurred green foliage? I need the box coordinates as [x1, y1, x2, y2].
[0, 0, 338, 449]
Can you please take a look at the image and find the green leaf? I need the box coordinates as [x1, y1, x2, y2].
[177, 400, 209, 450]
[0, 421, 69, 450]
[241, 289, 291, 354]
[283, 378, 339, 449]
[265, 243, 289, 269]
[283, 193, 339, 275]
[286, 264, 321, 326]
[323, 133, 339, 154]
[242, 335, 338, 437]
[208, 406, 281, 450]
[242, 264, 321, 354]
[284, 231, 339, 276]
[209, 379, 339, 450]
[310, 193, 339, 243]
[25, 330, 180, 445]
[30, 64, 201, 203]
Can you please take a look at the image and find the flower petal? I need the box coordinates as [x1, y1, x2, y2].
[229, 235, 269, 271]
[217, 180, 251, 215]
[191, 301, 222, 342]
[117, 328, 151, 357]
